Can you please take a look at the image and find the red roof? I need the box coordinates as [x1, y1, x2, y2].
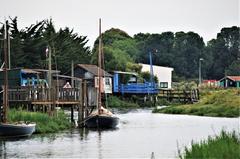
[203, 80, 217, 83]
[227, 76, 240, 81]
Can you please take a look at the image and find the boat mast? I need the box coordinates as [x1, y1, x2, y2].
[3, 20, 9, 123]
[97, 18, 102, 114]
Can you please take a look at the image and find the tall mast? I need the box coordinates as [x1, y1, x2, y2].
[3, 20, 9, 123]
[97, 18, 102, 114]
[8, 27, 10, 69]
[48, 45, 52, 101]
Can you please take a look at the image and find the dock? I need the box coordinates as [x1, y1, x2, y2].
[0, 80, 91, 127]
[158, 89, 200, 103]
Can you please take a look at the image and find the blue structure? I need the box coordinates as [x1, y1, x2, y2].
[0, 68, 47, 87]
[113, 71, 159, 95]
[113, 51, 159, 95]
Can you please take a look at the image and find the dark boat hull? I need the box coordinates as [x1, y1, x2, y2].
[0, 123, 36, 138]
[85, 115, 119, 128]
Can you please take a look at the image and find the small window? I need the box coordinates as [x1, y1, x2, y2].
[160, 82, 168, 88]
[105, 78, 110, 85]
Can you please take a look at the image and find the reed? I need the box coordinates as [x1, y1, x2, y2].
[179, 130, 240, 159]
[7, 109, 71, 134]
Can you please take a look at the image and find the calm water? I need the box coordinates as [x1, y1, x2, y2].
[0, 109, 239, 158]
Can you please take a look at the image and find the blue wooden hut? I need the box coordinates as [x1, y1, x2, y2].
[0, 68, 46, 87]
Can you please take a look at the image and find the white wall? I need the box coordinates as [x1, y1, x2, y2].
[140, 63, 174, 89]
[94, 77, 112, 94]
[104, 77, 112, 94]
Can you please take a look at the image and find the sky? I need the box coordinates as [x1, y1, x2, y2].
[0, 0, 239, 47]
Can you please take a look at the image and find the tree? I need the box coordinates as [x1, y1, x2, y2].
[91, 28, 137, 72]
[172, 31, 205, 79]
[206, 26, 240, 79]
[0, 17, 91, 73]
[225, 60, 240, 76]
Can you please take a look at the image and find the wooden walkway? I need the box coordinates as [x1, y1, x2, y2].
[2, 86, 86, 126]
[8, 87, 81, 106]
[158, 89, 200, 103]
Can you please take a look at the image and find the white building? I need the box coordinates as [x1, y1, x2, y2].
[140, 63, 174, 89]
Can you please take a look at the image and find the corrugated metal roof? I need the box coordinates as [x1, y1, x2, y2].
[53, 74, 82, 81]
[32, 69, 60, 74]
[76, 64, 112, 77]
[21, 69, 40, 74]
[0, 68, 40, 74]
[113, 71, 138, 76]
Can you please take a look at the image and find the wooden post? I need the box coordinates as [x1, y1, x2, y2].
[71, 105, 74, 123]
[197, 89, 200, 100]
[71, 61, 74, 88]
[83, 80, 88, 117]
[78, 80, 84, 127]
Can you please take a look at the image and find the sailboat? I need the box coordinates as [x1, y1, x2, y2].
[0, 20, 36, 138]
[85, 19, 119, 129]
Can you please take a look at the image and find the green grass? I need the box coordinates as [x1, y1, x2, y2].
[8, 109, 71, 134]
[153, 89, 240, 117]
[179, 131, 240, 159]
[106, 96, 139, 108]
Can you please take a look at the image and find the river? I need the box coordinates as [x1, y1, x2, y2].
[0, 109, 239, 158]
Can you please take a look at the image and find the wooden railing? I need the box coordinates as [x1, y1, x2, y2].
[8, 87, 81, 103]
[158, 89, 200, 103]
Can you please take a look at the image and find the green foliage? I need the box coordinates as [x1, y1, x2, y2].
[173, 81, 198, 90]
[226, 60, 240, 75]
[206, 26, 240, 79]
[8, 109, 71, 133]
[154, 89, 240, 117]
[126, 62, 142, 73]
[138, 100, 155, 107]
[107, 96, 139, 108]
[140, 71, 158, 83]
[1, 17, 239, 80]
[179, 131, 240, 159]
[0, 17, 90, 73]
[91, 28, 139, 72]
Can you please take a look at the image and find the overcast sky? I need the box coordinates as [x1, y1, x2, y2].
[1, 0, 239, 47]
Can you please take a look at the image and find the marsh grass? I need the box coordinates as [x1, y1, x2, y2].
[153, 89, 240, 117]
[179, 131, 240, 159]
[8, 109, 71, 134]
[107, 96, 139, 108]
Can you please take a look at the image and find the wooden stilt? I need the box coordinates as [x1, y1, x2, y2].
[78, 80, 84, 127]
[71, 105, 74, 123]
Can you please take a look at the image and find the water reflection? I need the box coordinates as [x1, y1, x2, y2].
[0, 110, 238, 158]
[79, 128, 89, 140]
[0, 141, 7, 158]
[98, 131, 103, 159]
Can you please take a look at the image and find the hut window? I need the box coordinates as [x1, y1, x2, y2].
[160, 82, 168, 88]
[105, 78, 110, 85]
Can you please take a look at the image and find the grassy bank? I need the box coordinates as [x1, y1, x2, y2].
[153, 89, 240, 117]
[107, 96, 139, 108]
[8, 109, 71, 134]
[179, 131, 240, 159]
